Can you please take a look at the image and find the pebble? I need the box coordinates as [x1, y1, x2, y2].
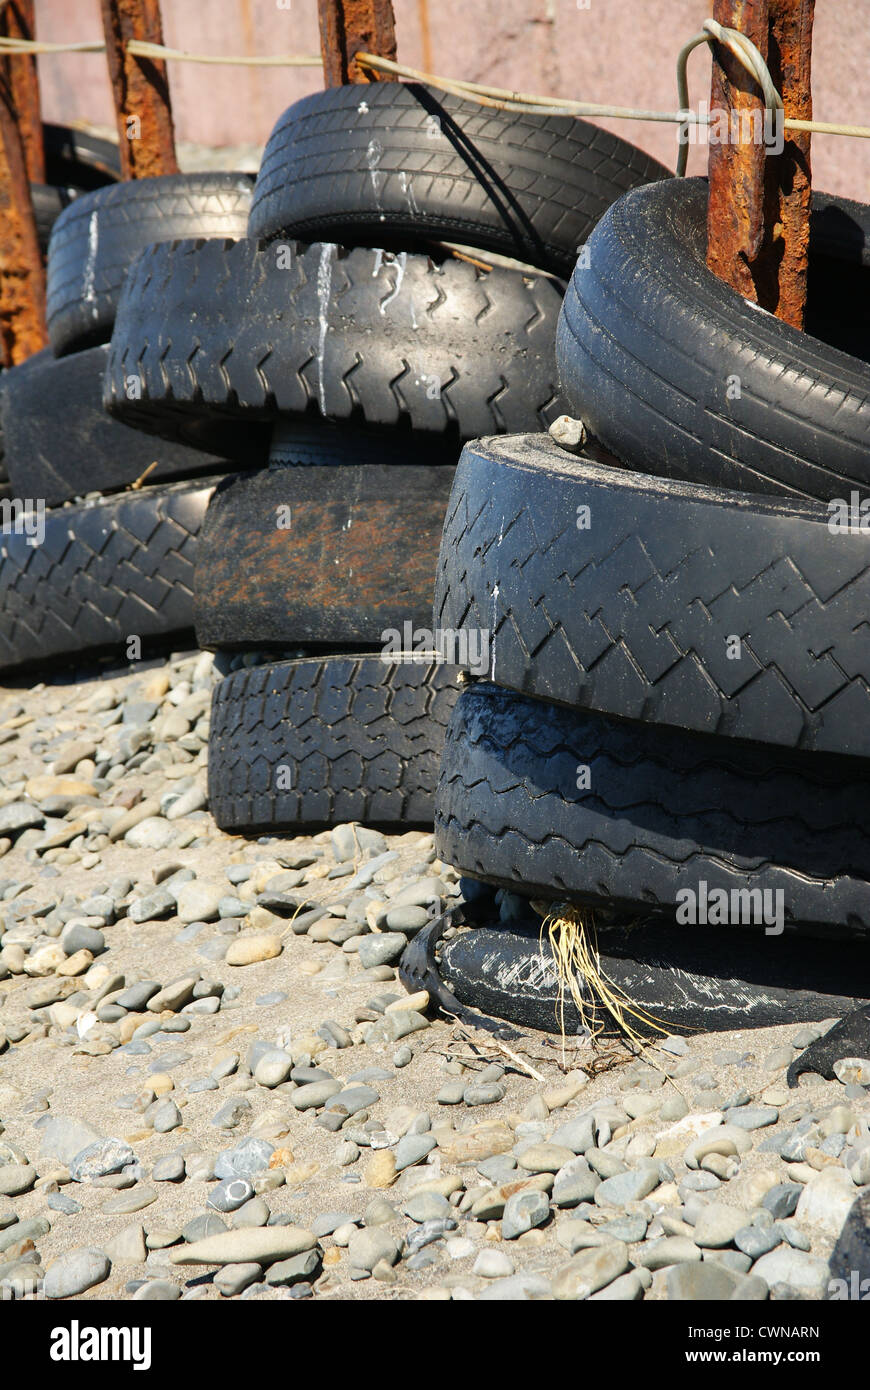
[463, 1082, 505, 1107]
[214, 1138, 275, 1180]
[502, 1189, 550, 1240]
[44, 1248, 111, 1299]
[752, 1248, 829, 1294]
[208, 1177, 255, 1212]
[347, 1227, 400, 1271]
[552, 1242, 630, 1300]
[171, 1226, 316, 1266]
[226, 934, 283, 967]
[69, 1138, 135, 1182]
[357, 934, 407, 969]
[152, 1155, 186, 1183]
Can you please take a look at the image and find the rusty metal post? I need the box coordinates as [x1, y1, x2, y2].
[100, 0, 178, 179]
[317, 0, 397, 86]
[1, 0, 44, 184]
[0, 87, 47, 366]
[706, 0, 814, 328]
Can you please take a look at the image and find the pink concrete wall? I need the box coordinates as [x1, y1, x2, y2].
[33, 0, 870, 197]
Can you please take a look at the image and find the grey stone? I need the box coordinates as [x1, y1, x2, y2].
[357, 933, 407, 969]
[594, 1167, 659, 1208]
[147, 1098, 181, 1133]
[724, 1105, 779, 1131]
[292, 1080, 342, 1111]
[404, 1192, 451, 1223]
[0, 1163, 36, 1196]
[265, 1249, 322, 1285]
[752, 1248, 828, 1294]
[101, 1187, 158, 1215]
[152, 1154, 186, 1183]
[214, 1263, 261, 1296]
[231, 1196, 271, 1229]
[132, 1280, 182, 1301]
[253, 1050, 294, 1089]
[762, 1183, 802, 1220]
[394, 1134, 437, 1171]
[47, 1193, 82, 1215]
[463, 1082, 505, 1107]
[552, 1156, 600, 1209]
[667, 1263, 768, 1300]
[211, 1098, 252, 1129]
[0, 803, 44, 834]
[69, 1138, 135, 1182]
[550, 1114, 595, 1155]
[183, 1214, 227, 1243]
[502, 1189, 550, 1240]
[214, 1138, 275, 1180]
[735, 1224, 781, 1259]
[384, 906, 430, 934]
[208, 1177, 255, 1213]
[116, 981, 161, 1011]
[44, 1248, 110, 1299]
[61, 922, 105, 956]
[128, 892, 176, 924]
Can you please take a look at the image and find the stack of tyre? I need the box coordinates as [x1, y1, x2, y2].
[432, 176, 870, 1027]
[98, 81, 671, 834]
[0, 167, 254, 672]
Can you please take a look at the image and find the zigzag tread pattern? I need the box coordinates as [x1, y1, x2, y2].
[104, 238, 565, 443]
[208, 655, 461, 831]
[434, 686, 870, 934]
[434, 438, 870, 758]
[0, 479, 215, 671]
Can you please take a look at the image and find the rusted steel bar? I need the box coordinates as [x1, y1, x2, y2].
[99, 0, 178, 179]
[1, 0, 44, 184]
[0, 87, 47, 366]
[317, 0, 397, 86]
[706, 0, 814, 328]
[765, 0, 814, 329]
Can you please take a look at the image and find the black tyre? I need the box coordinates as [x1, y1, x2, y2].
[0, 478, 214, 673]
[103, 237, 565, 458]
[248, 82, 672, 278]
[32, 125, 121, 255]
[0, 347, 231, 507]
[438, 920, 870, 1036]
[556, 179, 870, 500]
[208, 654, 461, 831]
[196, 456, 456, 651]
[43, 124, 120, 191]
[47, 172, 253, 356]
[435, 684, 870, 938]
[435, 435, 870, 759]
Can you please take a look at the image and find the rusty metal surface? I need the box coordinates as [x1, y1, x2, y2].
[0, 90, 47, 366]
[317, 0, 397, 86]
[100, 0, 178, 178]
[1, 0, 44, 184]
[706, 0, 814, 328]
[195, 464, 454, 650]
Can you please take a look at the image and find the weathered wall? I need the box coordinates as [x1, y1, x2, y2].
[32, 0, 870, 195]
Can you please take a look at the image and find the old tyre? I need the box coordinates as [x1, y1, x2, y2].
[208, 654, 461, 831]
[434, 435, 870, 759]
[103, 237, 565, 458]
[249, 82, 672, 277]
[46, 172, 253, 355]
[0, 478, 214, 672]
[556, 179, 870, 499]
[0, 347, 231, 506]
[437, 919, 870, 1035]
[435, 683, 870, 938]
[195, 454, 456, 650]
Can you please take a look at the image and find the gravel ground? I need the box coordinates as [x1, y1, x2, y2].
[0, 649, 866, 1303]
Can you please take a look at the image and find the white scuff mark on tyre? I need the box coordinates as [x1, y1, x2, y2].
[366, 138, 384, 206]
[378, 252, 408, 317]
[82, 210, 99, 317]
[484, 947, 559, 993]
[398, 171, 419, 214]
[490, 517, 505, 682]
[315, 243, 335, 416]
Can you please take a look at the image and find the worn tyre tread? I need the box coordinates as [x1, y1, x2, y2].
[103, 237, 565, 457]
[435, 684, 870, 936]
[249, 82, 672, 277]
[0, 477, 215, 672]
[434, 435, 870, 759]
[208, 654, 460, 830]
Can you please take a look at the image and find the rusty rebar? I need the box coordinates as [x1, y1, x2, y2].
[100, 0, 178, 179]
[706, 0, 814, 328]
[1, 0, 43, 184]
[318, 0, 397, 86]
[0, 85, 47, 366]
